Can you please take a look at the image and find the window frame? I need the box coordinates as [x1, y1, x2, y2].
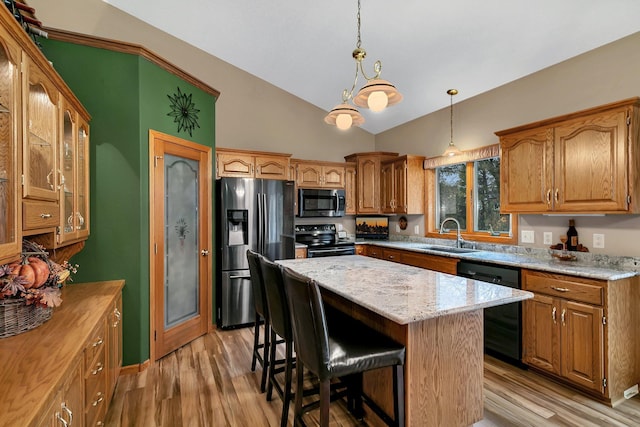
[424, 144, 518, 245]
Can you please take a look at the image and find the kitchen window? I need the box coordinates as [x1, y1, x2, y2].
[425, 144, 517, 244]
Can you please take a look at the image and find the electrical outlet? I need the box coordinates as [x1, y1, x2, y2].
[593, 233, 605, 249]
[414, 225, 420, 235]
[624, 384, 639, 399]
[521, 230, 535, 243]
[396, 224, 401, 232]
[543, 232, 553, 245]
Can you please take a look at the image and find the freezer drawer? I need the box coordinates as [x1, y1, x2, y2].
[219, 269, 255, 329]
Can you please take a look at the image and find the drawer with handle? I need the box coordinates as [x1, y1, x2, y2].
[23, 200, 59, 229]
[522, 269, 604, 306]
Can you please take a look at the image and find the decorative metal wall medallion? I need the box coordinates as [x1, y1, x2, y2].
[167, 87, 200, 136]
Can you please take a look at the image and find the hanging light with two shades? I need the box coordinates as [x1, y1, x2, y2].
[324, 0, 403, 130]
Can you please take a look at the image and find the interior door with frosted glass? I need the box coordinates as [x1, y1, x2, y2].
[150, 130, 211, 360]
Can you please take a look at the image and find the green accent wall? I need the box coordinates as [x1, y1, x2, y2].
[40, 39, 217, 365]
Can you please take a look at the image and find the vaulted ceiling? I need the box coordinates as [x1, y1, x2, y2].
[104, 0, 640, 134]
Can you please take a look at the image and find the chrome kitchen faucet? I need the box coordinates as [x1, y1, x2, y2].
[440, 217, 464, 248]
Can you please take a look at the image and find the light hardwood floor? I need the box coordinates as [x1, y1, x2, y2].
[105, 327, 640, 427]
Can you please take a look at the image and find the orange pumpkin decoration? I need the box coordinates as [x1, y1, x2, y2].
[17, 264, 36, 289]
[28, 257, 50, 288]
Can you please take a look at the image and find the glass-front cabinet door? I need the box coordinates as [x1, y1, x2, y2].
[0, 27, 21, 262]
[57, 101, 89, 245]
[59, 102, 76, 244]
[23, 55, 58, 202]
[76, 118, 89, 239]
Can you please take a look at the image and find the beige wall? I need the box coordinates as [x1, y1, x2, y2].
[30, 0, 640, 257]
[376, 31, 640, 158]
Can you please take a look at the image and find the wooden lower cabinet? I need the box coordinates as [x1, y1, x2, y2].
[85, 320, 108, 426]
[362, 244, 459, 275]
[37, 360, 84, 427]
[0, 281, 124, 427]
[295, 246, 307, 259]
[522, 269, 639, 406]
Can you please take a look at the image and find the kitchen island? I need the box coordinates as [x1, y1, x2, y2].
[278, 255, 533, 427]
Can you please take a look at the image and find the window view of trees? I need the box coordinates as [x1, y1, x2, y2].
[475, 158, 510, 233]
[436, 164, 466, 229]
[435, 157, 511, 236]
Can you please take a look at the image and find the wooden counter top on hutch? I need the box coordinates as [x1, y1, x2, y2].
[0, 280, 124, 427]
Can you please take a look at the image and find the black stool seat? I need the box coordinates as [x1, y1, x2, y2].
[326, 317, 405, 379]
[283, 267, 406, 427]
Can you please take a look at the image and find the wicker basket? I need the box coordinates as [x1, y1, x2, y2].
[0, 297, 52, 339]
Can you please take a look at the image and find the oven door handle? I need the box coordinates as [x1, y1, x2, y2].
[308, 247, 354, 255]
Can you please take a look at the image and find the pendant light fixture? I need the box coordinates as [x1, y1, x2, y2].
[442, 89, 463, 157]
[324, 0, 403, 130]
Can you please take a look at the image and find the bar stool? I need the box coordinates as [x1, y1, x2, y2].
[259, 256, 295, 427]
[246, 249, 271, 392]
[282, 267, 406, 427]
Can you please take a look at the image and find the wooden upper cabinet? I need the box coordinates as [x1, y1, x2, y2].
[216, 148, 291, 180]
[499, 127, 553, 212]
[0, 23, 21, 263]
[381, 155, 425, 214]
[554, 109, 628, 212]
[344, 163, 356, 215]
[1, 7, 90, 249]
[293, 160, 345, 188]
[498, 98, 640, 214]
[23, 55, 59, 202]
[345, 152, 398, 214]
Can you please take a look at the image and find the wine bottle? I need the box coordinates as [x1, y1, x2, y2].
[567, 219, 578, 251]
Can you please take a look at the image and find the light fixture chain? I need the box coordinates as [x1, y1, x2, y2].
[356, 0, 362, 49]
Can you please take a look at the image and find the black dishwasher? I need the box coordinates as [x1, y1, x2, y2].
[457, 261, 522, 365]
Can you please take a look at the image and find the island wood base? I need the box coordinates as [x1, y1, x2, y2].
[322, 288, 484, 427]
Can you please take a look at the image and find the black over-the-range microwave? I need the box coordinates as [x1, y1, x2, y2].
[297, 188, 345, 217]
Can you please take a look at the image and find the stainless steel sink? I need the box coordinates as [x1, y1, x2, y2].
[414, 245, 478, 254]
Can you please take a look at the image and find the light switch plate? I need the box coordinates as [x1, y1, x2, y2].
[414, 225, 420, 235]
[543, 232, 552, 245]
[521, 230, 535, 243]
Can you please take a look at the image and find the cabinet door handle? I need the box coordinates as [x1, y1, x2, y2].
[546, 189, 551, 205]
[112, 307, 121, 327]
[551, 286, 569, 292]
[92, 392, 104, 407]
[92, 337, 104, 347]
[554, 188, 559, 203]
[62, 402, 73, 426]
[91, 362, 104, 375]
[55, 412, 69, 427]
[40, 213, 52, 219]
[552, 306, 557, 324]
[561, 308, 566, 326]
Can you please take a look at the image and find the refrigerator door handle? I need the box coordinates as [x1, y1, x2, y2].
[257, 192, 264, 254]
[262, 193, 268, 255]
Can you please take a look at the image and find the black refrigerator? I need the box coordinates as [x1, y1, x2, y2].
[216, 177, 295, 328]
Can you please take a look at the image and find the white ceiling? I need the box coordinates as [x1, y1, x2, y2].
[104, 0, 640, 134]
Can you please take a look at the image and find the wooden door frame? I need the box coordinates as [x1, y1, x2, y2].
[148, 129, 213, 362]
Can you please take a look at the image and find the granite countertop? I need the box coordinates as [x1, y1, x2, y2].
[278, 255, 532, 325]
[356, 240, 639, 281]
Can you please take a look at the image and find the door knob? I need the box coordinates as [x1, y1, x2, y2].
[201, 249, 209, 256]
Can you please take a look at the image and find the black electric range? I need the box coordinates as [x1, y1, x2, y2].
[294, 224, 355, 257]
